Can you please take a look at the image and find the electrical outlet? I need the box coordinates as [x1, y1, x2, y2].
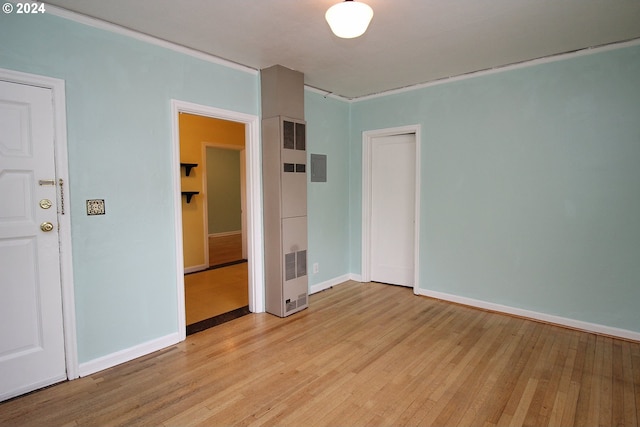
[86, 199, 105, 215]
[313, 263, 319, 274]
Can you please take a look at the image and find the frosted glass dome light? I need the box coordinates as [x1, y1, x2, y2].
[325, 0, 374, 39]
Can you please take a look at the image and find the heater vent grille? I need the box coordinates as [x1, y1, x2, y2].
[285, 253, 296, 281]
[297, 294, 307, 307]
[284, 250, 307, 281]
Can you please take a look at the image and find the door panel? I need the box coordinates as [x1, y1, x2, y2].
[370, 133, 416, 287]
[0, 80, 66, 401]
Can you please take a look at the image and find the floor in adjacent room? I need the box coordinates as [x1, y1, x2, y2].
[184, 262, 248, 325]
[184, 233, 249, 333]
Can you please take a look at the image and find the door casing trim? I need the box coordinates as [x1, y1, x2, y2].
[361, 125, 421, 294]
[171, 100, 264, 341]
[0, 67, 79, 380]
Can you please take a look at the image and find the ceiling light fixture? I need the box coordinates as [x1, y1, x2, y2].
[325, 0, 374, 39]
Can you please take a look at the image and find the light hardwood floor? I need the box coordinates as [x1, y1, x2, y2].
[184, 233, 248, 326]
[1, 281, 639, 426]
[209, 233, 243, 267]
[185, 262, 248, 325]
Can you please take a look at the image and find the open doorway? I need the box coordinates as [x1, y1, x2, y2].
[180, 113, 249, 333]
[171, 100, 264, 340]
[204, 144, 247, 266]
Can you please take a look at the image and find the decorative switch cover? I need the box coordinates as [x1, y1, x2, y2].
[86, 199, 105, 215]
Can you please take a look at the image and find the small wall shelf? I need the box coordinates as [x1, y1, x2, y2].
[180, 163, 198, 177]
[181, 191, 199, 203]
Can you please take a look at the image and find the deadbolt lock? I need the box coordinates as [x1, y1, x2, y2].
[40, 199, 53, 209]
[40, 222, 54, 232]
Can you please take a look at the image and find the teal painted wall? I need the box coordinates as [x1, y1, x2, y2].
[305, 91, 351, 286]
[350, 45, 640, 332]
[206, 148, 242, 234]
[2, 7, 638, 368]
[0, 12, 259, 362]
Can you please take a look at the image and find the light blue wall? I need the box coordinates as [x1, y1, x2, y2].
[305, 91, 351, 286]
[0, 12, 259, 362]
[350, 45, 640, 332]
[3, 8, 638, 366]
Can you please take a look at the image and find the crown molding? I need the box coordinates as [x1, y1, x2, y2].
[303, 85, 349, 102]
[45, 4, 258, 76]
[353, 37, 640, 102]
[40, 5, 640, 102]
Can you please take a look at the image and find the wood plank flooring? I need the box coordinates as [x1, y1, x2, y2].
[209, 233, 243, 267]
[184, 233, 248, 327]
[2, 281, 639, 426]
[185, 262, 249, 325]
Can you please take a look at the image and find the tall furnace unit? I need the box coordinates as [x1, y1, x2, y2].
[261, 65, 308, 317]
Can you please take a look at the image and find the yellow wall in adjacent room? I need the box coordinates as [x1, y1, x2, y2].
[179, 113, 245, 269]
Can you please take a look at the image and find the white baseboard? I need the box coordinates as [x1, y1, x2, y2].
[184, 264, 207, 274]
[208, 230, 241, 238]
[349, 273, 363, 283]
[318, 274, 638, 341]
[416, 288, 640, 342]
[309, 274, 352, 295]
[78, 332, 181, 377]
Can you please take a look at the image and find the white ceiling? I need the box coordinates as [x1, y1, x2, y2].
[45, 0, 640, 99]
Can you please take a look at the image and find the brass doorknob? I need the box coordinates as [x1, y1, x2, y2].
[40, 222, 54, 232]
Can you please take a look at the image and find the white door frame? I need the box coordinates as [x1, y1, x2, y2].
[362, 125, 421, 294]
[240, 148, 247, 260]
[0, 67, 79, 380]
[171, 100, 264, 341]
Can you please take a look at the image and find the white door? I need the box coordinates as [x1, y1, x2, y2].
[0, 80, 66, 401]
[370, 133, 416, 287]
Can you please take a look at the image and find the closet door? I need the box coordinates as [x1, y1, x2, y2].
[370, 133, 416, 287]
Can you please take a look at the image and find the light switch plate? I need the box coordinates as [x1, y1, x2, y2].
[87, 199, 105, 215]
